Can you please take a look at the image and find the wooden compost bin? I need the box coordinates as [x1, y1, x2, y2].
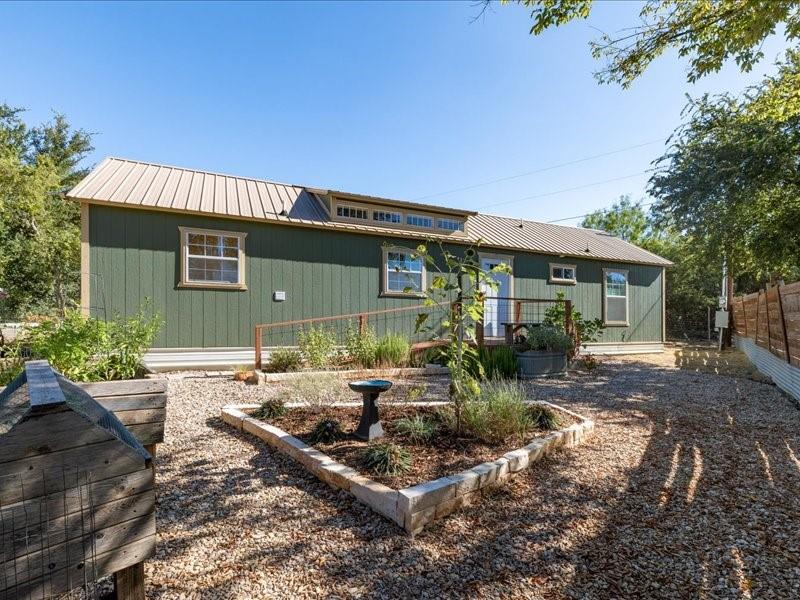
[0, 361, 157, 599]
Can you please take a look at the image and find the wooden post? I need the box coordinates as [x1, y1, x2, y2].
[514, 300, 522, 324]
[358, 314, 367, 335]
[254, 325, 262, 371]
[564, 299, 573, 336]
[114, 561, 145, 600]
[144, 443, 157, 474]
[724, 273, 734, 348]
[504, 323, 514, 346]
[476, 298, 484, 349]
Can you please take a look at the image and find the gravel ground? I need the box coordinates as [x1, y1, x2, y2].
[146, 352, 800, 599]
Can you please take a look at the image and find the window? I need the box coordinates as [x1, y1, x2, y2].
[406, 214, 433, 228]
[549, 263, 576, 284]
[373, 210, 402, 224]
[383, 247, 425, 295]
[603, 268, 628, 325]
[179, 227, 247, 289]
[437, 218, 465, 232]
[336, 205, 368, 220]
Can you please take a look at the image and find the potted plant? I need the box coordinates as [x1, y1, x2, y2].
[514, 326, 574, 378]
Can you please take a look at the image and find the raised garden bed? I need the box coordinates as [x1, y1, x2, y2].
[221, 401, 593, 535]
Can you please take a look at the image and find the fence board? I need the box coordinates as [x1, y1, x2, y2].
[743, 293, 759, 338]
[781, 282, 800, 367]
[766, 287, 788, 360]
[755, 292, 769, 348]
[732, 298, 746, 336]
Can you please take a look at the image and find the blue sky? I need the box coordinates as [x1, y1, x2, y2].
[0, 1, 789, 225]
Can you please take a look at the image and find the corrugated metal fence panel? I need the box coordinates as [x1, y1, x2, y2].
[735, 335, 800, 402]
[88, 204, 666, 348]
[781, 282, 800, 367]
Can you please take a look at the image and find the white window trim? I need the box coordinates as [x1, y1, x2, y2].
[602, 268, 629, 326]
[381, 245, 426, 297]
[405, 214, 434, 229]
[549, 262, 577, 285]
[178, 226, 247, 290]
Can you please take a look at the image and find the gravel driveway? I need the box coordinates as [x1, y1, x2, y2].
[146, 352, 800, 599]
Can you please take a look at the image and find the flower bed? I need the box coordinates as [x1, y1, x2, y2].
[221, 401, 593, 535]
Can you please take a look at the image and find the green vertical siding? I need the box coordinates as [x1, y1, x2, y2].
[88, 205, 663, 348]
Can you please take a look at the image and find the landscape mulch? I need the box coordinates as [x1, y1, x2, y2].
[268, 404, 574, 489]
[141, 354, 800, 599]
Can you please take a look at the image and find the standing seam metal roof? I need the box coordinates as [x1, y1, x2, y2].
[68, 157, 672, 266]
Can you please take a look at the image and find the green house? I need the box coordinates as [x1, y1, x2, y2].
[68, 157, 671, 370]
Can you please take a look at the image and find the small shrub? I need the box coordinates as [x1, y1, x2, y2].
[298, 324, 337, 369]
[528, 404, 561, 430]
[307, 418, 345, 444]
[253, 398, 287, 420]
[576, 355, 599, 371]
[280, 372, 344, 408]
[543, 291, 605, 355]
[445, 379, 530, 445]
[394, 415, 437, 443]
[421, 346, 447, 366]
[375, 332, 410, 367]
[266, 348, 302, 373]
[0, 304, 160, 385]
[479, 346, 519, 380]
[345, 323, 378, 368]
[362, 442, 412, 476]
[232, 365, 253, 382]
[405, 383, 427, 402]
[520, 326, 574, 354]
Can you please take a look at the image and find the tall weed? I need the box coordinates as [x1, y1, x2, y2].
[375, 332, 410, 367]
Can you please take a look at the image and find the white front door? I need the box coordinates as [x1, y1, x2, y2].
[480, 256, 512, 338]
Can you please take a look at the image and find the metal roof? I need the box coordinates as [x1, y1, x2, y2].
[68, 157, 672, 266]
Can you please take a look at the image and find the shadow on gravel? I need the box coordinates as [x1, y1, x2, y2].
[153, 362, 799, 598]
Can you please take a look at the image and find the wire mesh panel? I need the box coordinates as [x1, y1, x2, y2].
[255, 297, 575, 369]
[0, 468, 102, 600]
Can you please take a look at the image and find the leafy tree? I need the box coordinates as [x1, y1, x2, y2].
[0, 105, 92, 318]
[503, 0, 800, 95]
[582, 194, 648, 244]
[648, 53, 800, 287]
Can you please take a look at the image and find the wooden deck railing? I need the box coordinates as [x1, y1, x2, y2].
[254, 296, 573, 370]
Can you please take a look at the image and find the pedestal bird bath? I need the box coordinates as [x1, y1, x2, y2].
[348, 379, 393, 441]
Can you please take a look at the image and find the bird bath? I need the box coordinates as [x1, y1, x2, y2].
[348, 379, 393, 441]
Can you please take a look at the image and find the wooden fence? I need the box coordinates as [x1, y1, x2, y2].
[731, 281, 800, 367]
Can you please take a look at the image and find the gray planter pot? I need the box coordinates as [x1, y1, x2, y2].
[515, 350, 568, 378]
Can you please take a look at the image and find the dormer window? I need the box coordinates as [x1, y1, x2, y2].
[337, 205, 368, 220]
[373, 210, 402, 224]
[407, 214, 433, 228]
[437, 218, 464, 232]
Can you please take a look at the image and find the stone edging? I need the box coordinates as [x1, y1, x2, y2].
[221, 402, 594, 535]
